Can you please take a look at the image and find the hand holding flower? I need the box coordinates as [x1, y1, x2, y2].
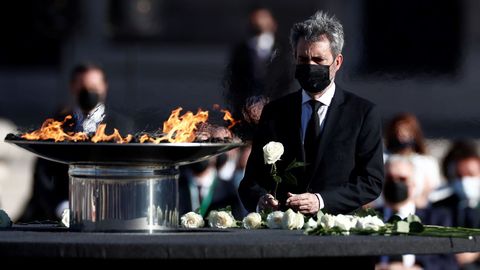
[263, 141, 306, 200]
[257, 194, 279, 212]
[286, 192, 320, 215]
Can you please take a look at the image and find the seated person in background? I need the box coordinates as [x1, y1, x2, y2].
[19, 63, 133, 222]
[384, 113, 442, 209]
[377, 155, 458, 270]
[178, 157, 247, 220]
[57, 63, 134, 134]
[434, 153, 480, 269]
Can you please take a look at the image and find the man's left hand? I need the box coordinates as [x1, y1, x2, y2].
[285, 192, 319, 214]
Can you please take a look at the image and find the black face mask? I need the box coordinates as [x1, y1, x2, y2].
[383, 179, 409, 204]
[295, 63, 333, 93]
[388, 138, 416, 153]
[77, 88, 100, 113]
[189, 160, 210, 174]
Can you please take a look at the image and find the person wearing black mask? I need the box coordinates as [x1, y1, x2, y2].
[19, 63, 133, 222]
[58, 63, 133, 135]
[378, 155, 457, 270]
[239, 11, 384, 216]
[384, 113, 442, 209]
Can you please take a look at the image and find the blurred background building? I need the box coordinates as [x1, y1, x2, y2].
[0, 0, 478, 139]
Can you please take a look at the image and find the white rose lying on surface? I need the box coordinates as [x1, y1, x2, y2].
[333, 214, 356, 234]
[61, 209, 70, 228]
[243, 212, 262, 229]
[266, 211, 284, 229]
[180, 212, 205, 228]
[208, 210, 235, 229]
[355, 215, 385, 231]
[304, 217, 318, 230]
[263, 141, 284, 165]
[282, 209, 304, 230]
[319, 213, 336, 229]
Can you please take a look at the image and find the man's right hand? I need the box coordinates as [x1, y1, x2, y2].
[257, 194, 279, 211]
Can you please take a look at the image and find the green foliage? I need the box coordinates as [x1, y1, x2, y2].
[387, 215, 402, 224]
[353, 208, 382, 218]
[409, 221, 424, 233]
[0, 210, 12, 228]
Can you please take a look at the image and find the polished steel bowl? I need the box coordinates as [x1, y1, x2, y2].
[5, 135, 243, 166]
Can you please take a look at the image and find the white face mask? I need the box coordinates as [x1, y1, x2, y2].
[454, 177, 480, 208]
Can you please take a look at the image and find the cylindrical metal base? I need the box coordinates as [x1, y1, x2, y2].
[69, 165, 179, 232]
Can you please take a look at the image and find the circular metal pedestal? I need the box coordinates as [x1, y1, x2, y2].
[69, 165, 179, 232]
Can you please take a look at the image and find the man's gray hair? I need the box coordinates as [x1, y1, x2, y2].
[290, 11, 344, 57]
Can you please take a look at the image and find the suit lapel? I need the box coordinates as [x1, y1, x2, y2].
[288, 90, 304, 163]
[310, 88, 346, 178]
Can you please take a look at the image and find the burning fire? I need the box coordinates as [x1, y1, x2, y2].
[21, 115, 88, 142]
[91, 124, 133, 144]
[21, 106, 238, 144]
[221, 109, 239, 129]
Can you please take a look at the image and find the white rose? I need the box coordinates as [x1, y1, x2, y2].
[319, 214, 336, 229]
[266, 211, 284, 229]
[282, 209, 305, 230]
[334, 214, 355, 231]
[180, 212, 205, 228]
[61, 209, 70, 228]
[242, 212, 262, 229]
[208, 211, 235, 229]
[263, 142, 284, 164]
[355, 215, 385, 231]
[303, 217, 318, 230]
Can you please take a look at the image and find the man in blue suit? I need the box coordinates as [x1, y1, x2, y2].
[239, 11, 384, 215]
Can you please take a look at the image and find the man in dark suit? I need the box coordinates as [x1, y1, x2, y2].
[178, 158, 247, 220]
[239, 11, 384, 215]
[378, 155, 458, 270]
[19, 63, 134, 222]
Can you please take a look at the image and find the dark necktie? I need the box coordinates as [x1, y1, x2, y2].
[304, 100, 322, 164]
[197, 185, 203, 203]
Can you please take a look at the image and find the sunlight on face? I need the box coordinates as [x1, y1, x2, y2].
[295, 35, 343, 78]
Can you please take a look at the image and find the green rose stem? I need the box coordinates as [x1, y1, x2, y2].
[271, 163, 281, 200]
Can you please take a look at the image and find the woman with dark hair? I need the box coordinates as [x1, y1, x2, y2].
[384, 113, 441, 209]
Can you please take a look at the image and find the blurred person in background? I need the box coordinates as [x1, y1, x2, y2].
[384, 113, 442, 209]
[19, 63, 133, 222]
[178, 157, 247, 219]
[441, 140, 479, 183]
[377, 155, 458, 270]
[0, 118, 35, 221]
[224, 7, 294, 140]
[434, 148, 480, 269]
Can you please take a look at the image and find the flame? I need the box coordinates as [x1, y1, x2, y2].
[156, 107, 209, 143]
[91, 124, 133, 144]
[221, 109, 239, 129]
[21, 106, 237, 144]
[21, 115, 88, 142]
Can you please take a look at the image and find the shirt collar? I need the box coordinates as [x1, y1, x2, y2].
[396, 201, 416, 219]
[191, 167, 216, 188]
[301, 82, 336, 106]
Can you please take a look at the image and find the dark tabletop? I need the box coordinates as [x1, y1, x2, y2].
[1, 226, 479, 259]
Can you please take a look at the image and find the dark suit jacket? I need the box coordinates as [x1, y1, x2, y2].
[239, 88, 384, 214]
